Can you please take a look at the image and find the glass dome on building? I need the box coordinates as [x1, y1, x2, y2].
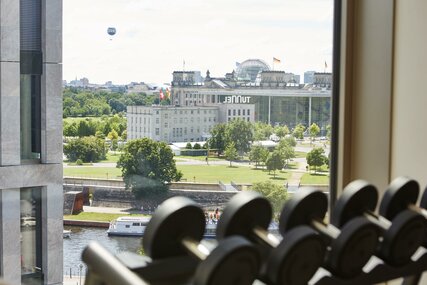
[236, 59, 271, 82]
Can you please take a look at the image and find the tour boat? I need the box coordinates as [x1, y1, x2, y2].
[107, 216, 151, 237]
[63, 230, 71, 238]
[203, 221, 279, 239]
[107, 216, 279, 238]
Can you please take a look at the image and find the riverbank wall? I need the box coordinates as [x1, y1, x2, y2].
[63, 220, 109, 228]
[63, 177, 239, 211]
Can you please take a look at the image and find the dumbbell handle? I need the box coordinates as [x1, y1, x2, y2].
[409, 204, 427, 217]
[182, 237, 210, 260]
[252, 226, 281, 248]
[311, 219, 340, 242]
[363, 211, 392, 231]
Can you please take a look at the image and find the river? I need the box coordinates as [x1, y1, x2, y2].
[63, 226, 142, 276]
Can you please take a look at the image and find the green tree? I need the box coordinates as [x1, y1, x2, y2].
[283, 135, 296, 147]
[77, 119, 97, 137]
[121, 130, 127, 140]
[266, 151, 285, 178]
[274, 125, 290, 138]
[193, 143, 201, 150]
[111, 139, 118, 152]
[309, 123, 320, 142]
[249, 144, 269, 169]
[224, 142, 238, 167]
[225, 118, 253, 154]
[95, 131, 105, 140]
[253, 122, 274, 141]
[63, 136, 107, 162]
[306, 147, 327, 173]
[108, 98, 127, 113]
[208, 123, 227, 156]
[276, 139, 295, 166]
[117, 138, 182, 198]
[63, 121, 78, 137]
[251, 182, 288, 213]
[185, 142, 192, 149]
[103, 121, 113, 136]
[107, 129, 119, 140]
[292, 124, 306, 140]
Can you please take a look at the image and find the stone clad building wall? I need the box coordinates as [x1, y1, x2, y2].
[0, 1, 63, 284]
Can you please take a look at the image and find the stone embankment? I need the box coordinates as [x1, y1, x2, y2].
[63, 219, 109, 228]
[64, 177, 240, 210]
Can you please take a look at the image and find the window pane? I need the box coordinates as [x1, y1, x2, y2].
[20, 75, 41, 160]
[21, 187, 43, 284]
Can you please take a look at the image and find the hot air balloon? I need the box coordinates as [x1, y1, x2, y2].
[107, 27, 116, 36]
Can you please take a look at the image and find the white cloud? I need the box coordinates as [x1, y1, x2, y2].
[63, 0, 334, 84]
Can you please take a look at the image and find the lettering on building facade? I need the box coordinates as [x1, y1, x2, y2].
[223, 95, 251, 104]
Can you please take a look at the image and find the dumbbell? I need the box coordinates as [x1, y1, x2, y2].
[217, 191, 326, 285]
[420, 183, 427, 210]
[142, 196, 260, 285]
[82, 241, 149, 285]
[379, 177, 427, 247]
[280, 187, 380, 278]
[331, 179, 426, 266]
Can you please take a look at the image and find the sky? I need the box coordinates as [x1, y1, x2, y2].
[63, 0, 334, 85]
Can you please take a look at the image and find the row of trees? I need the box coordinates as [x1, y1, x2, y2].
[63, 115, 127, 139]
[248, 136, 297, 177]
[63, 87, 156, 117]
[208, 119, 254, 155]
[209, 119, 328, 155]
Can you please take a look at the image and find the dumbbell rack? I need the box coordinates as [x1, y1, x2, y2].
[82, 177, 427, 285]
[313, 250, 427, 285]
[83, 243, 427, 285]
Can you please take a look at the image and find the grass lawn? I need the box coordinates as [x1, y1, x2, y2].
[99, 152, 122, 163]
[64, 212, 147, 222]
[66, 162, 93, 166]
[176, 155, 223, 162]
[177, 164, 290, 185]
[300, 173, 330, 185]
[295, 151, 307, 158]
[308, 165, 329, 172]
[284, 162, 298, 170]
[63, 167, 122, 179]
[63, 117, 103, 124]
[63, 164, 292, 185]
[64, 152, 121, 164]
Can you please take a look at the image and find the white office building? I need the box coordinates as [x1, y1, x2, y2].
[127, 103, 255, 143]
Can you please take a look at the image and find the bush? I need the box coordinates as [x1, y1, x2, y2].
[186, 142, 192, 149]
[193, 143, 201, 149]
[64, 136, 107, 162]
[76, 159, 83, 165]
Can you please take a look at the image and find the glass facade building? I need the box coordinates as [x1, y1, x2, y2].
[172, 64, 332, 133]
